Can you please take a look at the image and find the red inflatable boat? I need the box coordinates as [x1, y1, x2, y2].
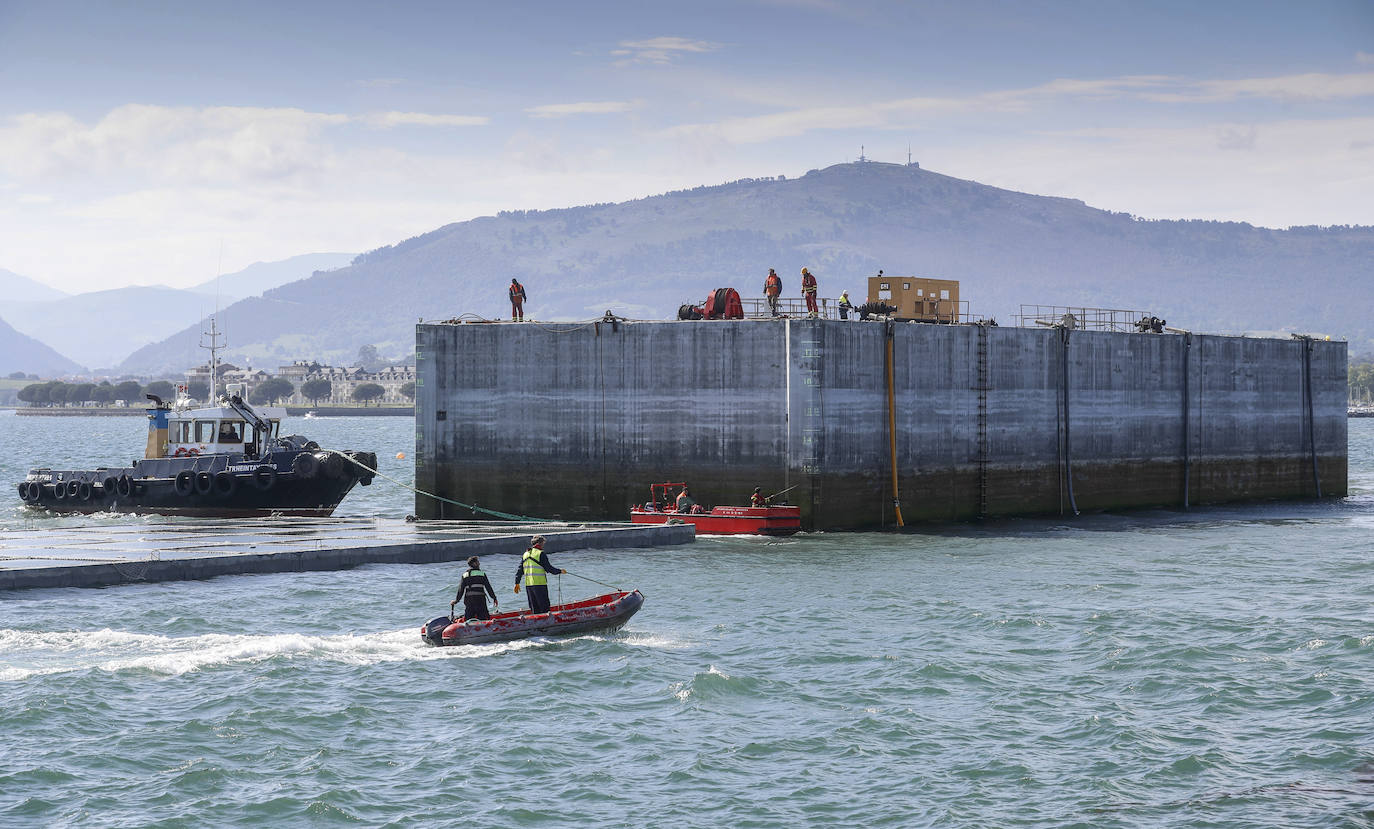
[421, 590, 645, 646]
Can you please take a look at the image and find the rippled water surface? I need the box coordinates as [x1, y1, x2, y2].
[1, 413, 1371, 827]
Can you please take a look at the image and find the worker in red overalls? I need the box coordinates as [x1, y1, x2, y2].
[801, 267, 818, 317]
[508, 278, 527, 321]
[764, 268, 782, 317]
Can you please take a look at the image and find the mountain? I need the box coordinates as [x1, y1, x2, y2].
[118, 162, 1374, 374]
[1, 252, 357, 371]
[0, 314, 84, 376]
[0, 268, 67, 302]
[188, 252, 356, 298]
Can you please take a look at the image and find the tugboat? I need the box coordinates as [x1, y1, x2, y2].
[14, 383, 376, 518]
[629, 482, 801, 536]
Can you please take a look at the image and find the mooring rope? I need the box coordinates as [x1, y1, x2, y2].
[327, 451, 554, 523]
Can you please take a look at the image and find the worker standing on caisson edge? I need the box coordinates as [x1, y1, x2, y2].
[452, 556, 498, 620]
[514, 535, 565, 613]
[838, 290, 853, 320]
[508, 278, 527, 321]
[801, 267, 818, 317]
[764, 268, 782, 317]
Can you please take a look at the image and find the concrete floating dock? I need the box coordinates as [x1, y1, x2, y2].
[415, 319, 1347, 529]
[0, 518, 695, 591]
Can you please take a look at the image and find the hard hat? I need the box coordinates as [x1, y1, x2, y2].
[801, 267, 810, 274]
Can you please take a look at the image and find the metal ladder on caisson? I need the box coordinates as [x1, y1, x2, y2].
[975, 323, 990, 519]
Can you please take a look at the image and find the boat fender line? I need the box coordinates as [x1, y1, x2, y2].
[77, 481, 93, 501]
[252, 465, 277, 491]
[174, 470, 195, 497]
[17, 482, 34, 502]
[53, 480, 69, 500]
[117, 475, 133, 497]
[320, 450, 555, 523]
[194, 471, 214, 495]
[102, 476, 118, 494]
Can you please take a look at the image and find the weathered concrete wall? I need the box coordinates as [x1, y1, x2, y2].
[416, 320, 1346, 529]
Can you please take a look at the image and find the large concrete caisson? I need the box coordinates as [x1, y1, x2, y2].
[415, 320, 1346, 530]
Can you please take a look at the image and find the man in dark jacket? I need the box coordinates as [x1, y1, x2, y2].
[452, 556, 498, 620]
[514, 535, 564, 613]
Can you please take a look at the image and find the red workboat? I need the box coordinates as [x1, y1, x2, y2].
[629, 482, 801, 536]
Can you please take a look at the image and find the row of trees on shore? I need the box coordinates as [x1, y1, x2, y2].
[16, 379, 416, 407]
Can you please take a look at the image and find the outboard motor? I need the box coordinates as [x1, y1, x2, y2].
[423, 616, 452, 644]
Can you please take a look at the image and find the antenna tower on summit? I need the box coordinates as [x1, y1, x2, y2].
[859, 145, 867, 163]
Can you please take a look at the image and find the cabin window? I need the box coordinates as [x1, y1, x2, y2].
[174, 421, 192, 443]
[903, 282, 911, 290]
[941, 289, 950, 300]
[217, 421, 244, 443]
[195, 421, 216, 443]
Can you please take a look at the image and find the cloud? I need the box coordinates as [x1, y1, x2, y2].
[658, 70, 1374, 146]
[0, 105, 489, 185]
[611, 36, 720, 65]
[524, 101, 635, 119]
[361, 111, 489, 127]
[1139, 71, 1374, 104]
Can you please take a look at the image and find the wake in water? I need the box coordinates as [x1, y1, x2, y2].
[0, 627, 536, 680]
[0, 624, 691, 681]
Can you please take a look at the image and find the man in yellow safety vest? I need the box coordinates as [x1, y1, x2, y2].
[514, 535, 565, 613]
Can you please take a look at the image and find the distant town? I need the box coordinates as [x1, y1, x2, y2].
[5, 356, 416, 409]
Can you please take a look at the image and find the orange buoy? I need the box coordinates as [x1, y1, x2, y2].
[396, 452, 406, 460]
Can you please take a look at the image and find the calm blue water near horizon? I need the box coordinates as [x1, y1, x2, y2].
[0, 413, 1371, 827]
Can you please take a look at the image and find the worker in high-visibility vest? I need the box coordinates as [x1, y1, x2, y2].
[514, 535, 564, 613]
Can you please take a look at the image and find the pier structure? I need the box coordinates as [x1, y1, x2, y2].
[414, 319, 1347, 530]
[0, 519, 693, 591]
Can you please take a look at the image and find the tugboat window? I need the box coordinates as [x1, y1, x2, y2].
[175, 421, 192, 443]
[195, 421, 216, 443]
[218, 421, 244, 442]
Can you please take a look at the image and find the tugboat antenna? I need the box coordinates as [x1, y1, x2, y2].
[200, 316, 226, 403]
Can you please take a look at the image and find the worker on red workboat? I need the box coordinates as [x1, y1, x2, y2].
[750, 486, 767, 507]
[801, 267, 818, 317]
[452, 556, 498, 620]
[764, 268, 782, 317]
[508, 278, 527, 321]
[515, 535, 564, 613]
[676, 486, 697, 514]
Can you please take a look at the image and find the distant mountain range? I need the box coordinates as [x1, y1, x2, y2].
[0, 316, 83, 376]
[0, 252, 354, 373]
[33, 162, 1374, 376]
[0, 268, 68, 303]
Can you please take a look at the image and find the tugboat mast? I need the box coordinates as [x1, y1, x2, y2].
[200, 316, 226, 403]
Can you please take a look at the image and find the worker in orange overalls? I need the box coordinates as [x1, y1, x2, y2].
[508, 278, 527, 321]
[801, 267, 818, 317]
[764, 268, 782, 317]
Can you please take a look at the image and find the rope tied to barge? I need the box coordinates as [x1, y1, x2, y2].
[327, 452, 555, 523]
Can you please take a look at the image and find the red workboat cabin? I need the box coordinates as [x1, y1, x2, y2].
[629, 482, 801, 536]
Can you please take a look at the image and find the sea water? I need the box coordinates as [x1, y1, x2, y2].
[0, 413, 1370, 827]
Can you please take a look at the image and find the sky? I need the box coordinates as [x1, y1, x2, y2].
[0, 0, 1371, 293]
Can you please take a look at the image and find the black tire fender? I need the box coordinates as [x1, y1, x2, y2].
[213, 471, 237, 497]
[194, 471, 213, 495]
[174, 470, 195, 497]
[292, 452, 318, 479]
[77, 481, 93, 501]
[252, 465, 277, 491]
[117, 475, 133, 497]
[102, 476, 118, 495]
